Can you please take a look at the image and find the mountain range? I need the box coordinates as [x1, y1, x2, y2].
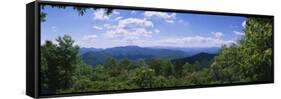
[80, 46, 220, 66]
[171, 52, 217, 67]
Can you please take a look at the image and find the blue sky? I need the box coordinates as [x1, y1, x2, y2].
[41, 5, 246, 48]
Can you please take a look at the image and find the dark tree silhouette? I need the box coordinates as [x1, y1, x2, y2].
[40, 5, 113, 22]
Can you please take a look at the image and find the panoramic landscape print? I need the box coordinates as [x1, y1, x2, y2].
[40, 5, 273, 95]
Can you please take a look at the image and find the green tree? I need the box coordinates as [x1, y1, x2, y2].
[182, 62, 198, 75]
[41, 41, 59, 93]
[240, 17, 273, 81]
[56, 35, 80, 90]
[160, 60, 175, 77]
[211, 17, 273, 83]
[119, 58, 130, 69]
[152, 76, 169, 88]
[118, 58, 131, 77]
[71, 76, 94, 92]
[92, 64, 110, 81]
[41, 5, 113, 22]
[75, 63, 93, 80]
[147, 58, 162, 75]
[183, 68, 212, 85]
[210, 44, 244, 83]
[41, 35, 81, 93]
[130, 62, 156, 88]
[105, 57, 120, 76]
[70, 63, 95, 92]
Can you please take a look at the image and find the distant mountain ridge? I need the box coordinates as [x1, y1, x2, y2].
[80, 46, 220, 56]
[81, 46, 187, 66]
[79, 47, 103, 55]
[171, 52, 217, 67]
[149, 46, 220, 56]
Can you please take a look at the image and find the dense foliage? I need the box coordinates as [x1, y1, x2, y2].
[210, 17, 273, 83]
[40, 17, 273, 94]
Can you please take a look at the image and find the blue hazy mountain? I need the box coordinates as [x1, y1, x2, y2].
[171, 52, 217, 67]
[81, 46, 187, 66]
[149, 47, 220, 56]
[79, 47, 103, 55]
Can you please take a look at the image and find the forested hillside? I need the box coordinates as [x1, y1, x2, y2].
[81, 46, 186, 66]
[40, 17, 273, 95]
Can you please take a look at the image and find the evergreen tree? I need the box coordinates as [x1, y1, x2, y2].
[41, 35, 81, 93]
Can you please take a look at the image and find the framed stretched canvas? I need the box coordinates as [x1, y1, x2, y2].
[26, 0, 274, 98]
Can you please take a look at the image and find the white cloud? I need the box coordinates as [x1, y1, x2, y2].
[234, 31, 245, 36]
[112, 11, 120, 15]
[79, 33, 236, 48]
[111, 36, 235, 48]
[178, 19, 189, 26]
[144, 11, 176, 23]
[114, 17, 123, 21]
[211, 32, 223, 38]
[79, 34, 99, 48]
[103, 18, 156, 43]
[93, 9, 110, 20]
[93, 25, 103, 30]
[118, 18, 154, 28]
[155, 36, 234, 47]
[242, 20, 246, 28]
[103, 24, 112, 29]
[144, 11, 176, 19]
[131, 11, 136, 14]
[165, 20, 174, 23]
[154, 29, 160, 33]
[83, 34, 97, 40]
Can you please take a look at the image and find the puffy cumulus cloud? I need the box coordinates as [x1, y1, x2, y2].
[144, 11, 176, 23]
[233, 31, 245, 36]
[93, 25, 103, 30]
[93, 9, 110, 20]
[104, 18, 155, 41]
[118, 18, 154, 28]
[211, 32, 223, 38]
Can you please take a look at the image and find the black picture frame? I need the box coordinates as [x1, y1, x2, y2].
[26, 0, 274, 98]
